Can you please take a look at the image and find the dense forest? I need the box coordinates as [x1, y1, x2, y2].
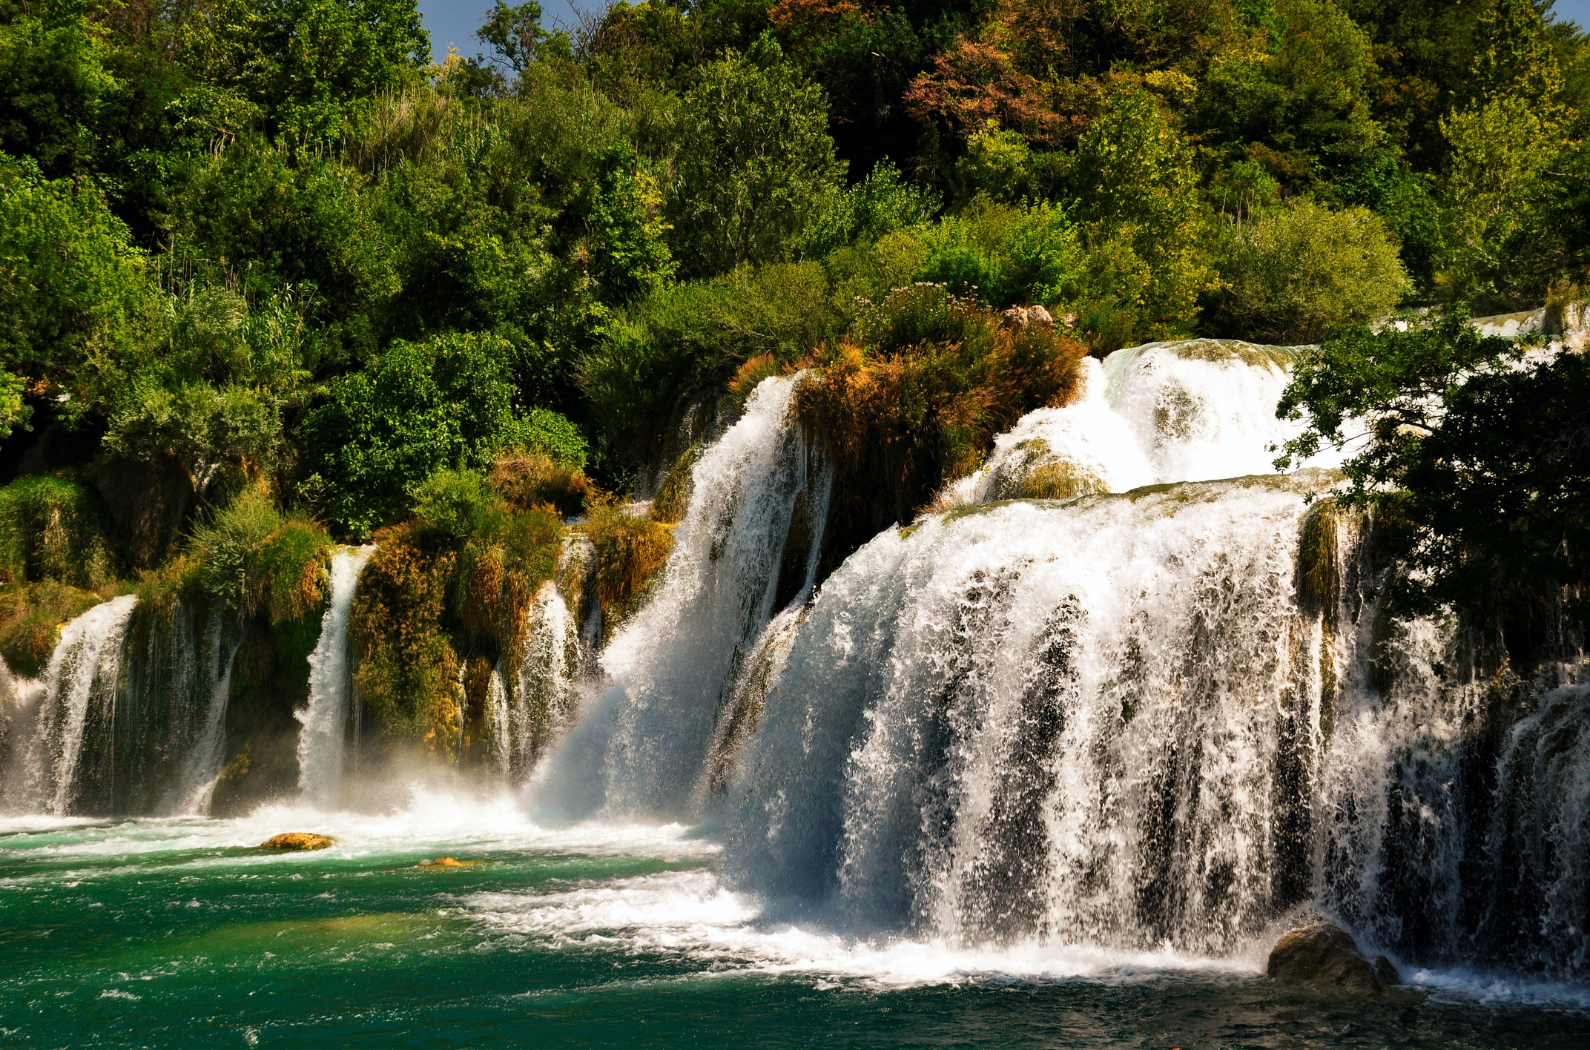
[2, 0, 1587, 790]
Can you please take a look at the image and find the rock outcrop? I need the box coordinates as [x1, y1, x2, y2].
[259, 832, 335, 851]
[1267, 921, 1400, 996]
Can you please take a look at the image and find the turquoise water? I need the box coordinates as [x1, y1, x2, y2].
[3, 793, 1587, 1049]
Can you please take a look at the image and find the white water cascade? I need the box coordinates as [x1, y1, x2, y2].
[944, 340, 1347, 504]
[297, 545, 375, 805]
[2, 594, 138, 815]
[501, 581, 583, 783]
[534, 375, 831, 821]
[671, 337, 1590, 979]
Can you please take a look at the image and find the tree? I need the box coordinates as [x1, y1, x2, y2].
[1276, 310, 1590, 653]
[298, 331, 552, 536]
[1210, 200, 1412, 343]
[1069, 87, 1213, 343]
[0, 154, 146, 420]
[478, 0, 571, 76]
[668, 43, 846, 276]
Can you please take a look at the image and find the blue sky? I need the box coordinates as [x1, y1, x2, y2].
[1555, 0, 1590, 32]
[418, 0, 581, 64]
[417, 0, 1590, 67]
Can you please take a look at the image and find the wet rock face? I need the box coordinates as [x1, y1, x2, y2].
[1267, 922, 1400, 996]
[259, 833, 335, 851]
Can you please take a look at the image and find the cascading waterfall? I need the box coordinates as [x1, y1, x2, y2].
[2, 594, 138, 815]
[676, 336, 1590, 979]
[534, 375, 830, 821]
[297, 545, 375, 805]
[944, 341, 1347, 505]
[721, 473, 1336, 949]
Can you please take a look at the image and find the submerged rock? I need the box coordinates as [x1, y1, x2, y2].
[260, 832, 335, 851]
[418, 856, 478, 868]
[1267, 922, 1399, 995]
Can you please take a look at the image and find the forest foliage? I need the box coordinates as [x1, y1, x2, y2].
[1, 0, 1588, 728]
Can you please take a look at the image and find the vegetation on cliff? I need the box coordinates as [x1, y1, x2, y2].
[1, 0, 1587, 764]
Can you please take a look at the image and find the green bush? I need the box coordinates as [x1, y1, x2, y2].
[413, 469, 510, 540]
[1210, 200, 1412, 343]
[581, 261, 842, 456]
[0, 581, 105, 677]
[800, 161, 940, 257]
[189, 487, 283, 612]
[0, 476, 114, 588]
[914, 199, 1082, 308]
[299, 330, 544, 536]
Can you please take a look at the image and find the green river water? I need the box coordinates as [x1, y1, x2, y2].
[2, 791, 1587, 1050]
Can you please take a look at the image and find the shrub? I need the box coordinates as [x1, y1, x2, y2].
[800, 161, 941, 257]
[489, 455, 590, 518]
[0, 581, 104, 677]
[190, 487, 331, 622]
[581, 261, 842, 458]
[0, 476, 115, 589]
[915, 198, 1082, 308]
[255, 520, 332, 625]
[413, 469, 510, 540]
[798, 284, 1088, 567]
[299, 330, 543, 536]
[1210, 201, 1412, 343]
[190, 488, 283, 613]
[582, 501, 673, 635]
[507, 408, 588, 470]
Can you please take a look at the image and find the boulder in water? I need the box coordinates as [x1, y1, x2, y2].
[1267, 922, 1398, 996]
[260, 833, 335, 851]
[418, 856, 478, 868]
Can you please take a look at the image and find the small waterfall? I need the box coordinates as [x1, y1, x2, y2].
[502, 581, 582, 783]
[165, 616, 241, 815]
[535, 375, 830, 821]
[297, 545, 375, 806]
[946, 342, 1347, 505]
[3, 595, 138, 815]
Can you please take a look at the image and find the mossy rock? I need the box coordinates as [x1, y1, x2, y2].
[1267, 921, 1399, 996]
[0, 475, 118, 589]
[1120, 338, 1302, 370]
[260, 833, 335, 851]
[0, 581, 107, 677]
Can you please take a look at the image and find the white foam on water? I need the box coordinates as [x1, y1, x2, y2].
[0, 786, 717, 869]
[467, 867, 1264, 990]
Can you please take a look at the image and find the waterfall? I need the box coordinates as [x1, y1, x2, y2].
[534, 375, 830, 821]
[944, 341, 1347, 505]
[165, 615, 241, 815]
[297, 545, 375, 806]
[502, 581, 582, 783]
[1, 594, 138, 815]
[721, 473, 1334, 948]
[692, 337, 1590, 979]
